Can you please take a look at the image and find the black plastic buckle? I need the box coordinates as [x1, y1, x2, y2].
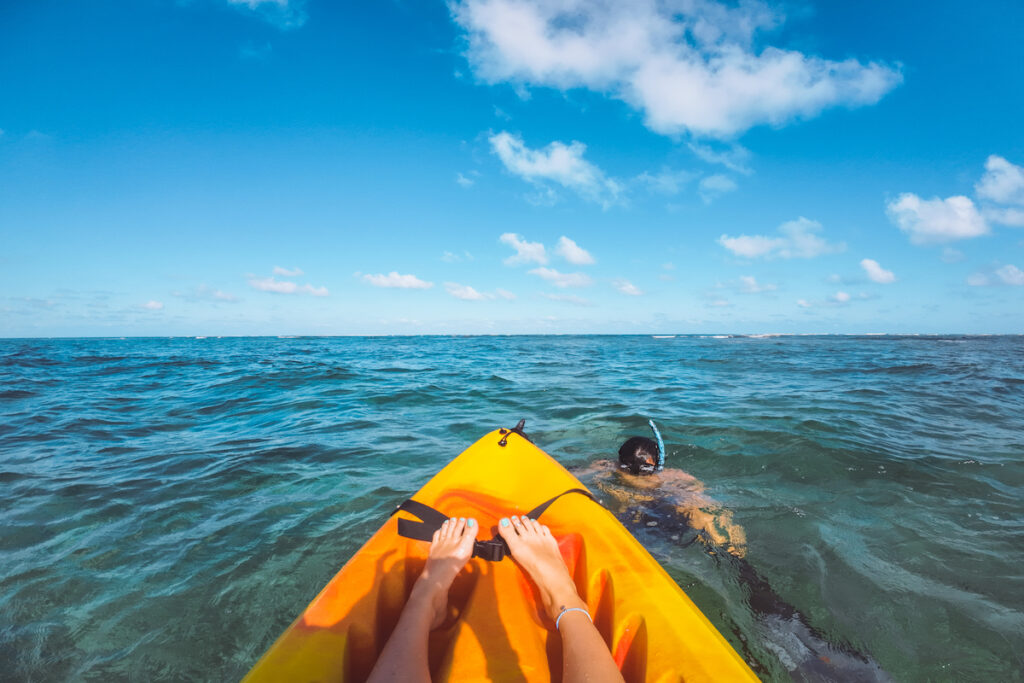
[473, 537, 509, 562]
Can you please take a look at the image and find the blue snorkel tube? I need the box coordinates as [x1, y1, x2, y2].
[648, 419, 665, 471]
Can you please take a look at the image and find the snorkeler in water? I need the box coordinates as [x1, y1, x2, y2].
[575, 421, 893, 682]
[574, 421, 748, 558]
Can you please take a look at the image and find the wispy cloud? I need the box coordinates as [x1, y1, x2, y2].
[249, 276, 328, 296]
[860, 258, 896, 283]
[719, 217, 845, 259]
[967, 264, 1024, 287]
[636, 168, 695, 195]
[273, 266, 304, 277]
[688, 142, 753, 175]
[360, 272, 433, 289]
[942, 247, 966, 263]
[442, 250, 474, 263]
[143, 300, 164, 310]
[489, 131, 622, 207]
[452, 0, 901, 139]
[224, 0, 307, 29]
[443, 282, 517, 301]
[886, 193, 988, 244]
[456, 172, 475, 188]
[738, 275, 776, 293]
[699, 174, 738, 204]
[500, 232, 547, 265]
[172, 285, 239, 302]
[555, 236, 595, 265]
[543, 292, 591, 306]
[613, 278, 643, 296]
[529, 267, 593, 288]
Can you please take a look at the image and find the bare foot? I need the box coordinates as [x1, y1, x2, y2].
[498, 515, 585, 621]
[409, 517, 478, 628]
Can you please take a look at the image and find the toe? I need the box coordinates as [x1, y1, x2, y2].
[498, 517, 519, 548]
[510, 515, 526, 535]
[454, 517, 467, 538]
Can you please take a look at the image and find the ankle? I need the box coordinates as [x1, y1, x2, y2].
[544, 581, 585, 620]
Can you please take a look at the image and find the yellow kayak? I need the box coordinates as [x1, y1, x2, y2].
[244, 427, 758, 682]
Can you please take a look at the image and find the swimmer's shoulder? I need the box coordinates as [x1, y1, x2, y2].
[657, 467, 704, 490]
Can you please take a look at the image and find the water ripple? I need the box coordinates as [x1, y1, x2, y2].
[1, 335, 1023, 681]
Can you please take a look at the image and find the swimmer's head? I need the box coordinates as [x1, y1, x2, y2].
[618, 436, 659, 475]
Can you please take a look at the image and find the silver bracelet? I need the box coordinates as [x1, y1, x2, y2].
[555, 606, 592, 630]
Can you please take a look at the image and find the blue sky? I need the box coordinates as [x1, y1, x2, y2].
[1, 0, 1022, 336]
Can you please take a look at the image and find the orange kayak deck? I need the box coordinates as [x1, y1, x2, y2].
[243, 429, 758, 682]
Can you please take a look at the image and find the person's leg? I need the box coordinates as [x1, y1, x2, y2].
[366, 516, 478, 683]
[499, 515, 625, 683]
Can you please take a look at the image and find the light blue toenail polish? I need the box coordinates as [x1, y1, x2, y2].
[500, 518, 510, 527]
[468, 518, 476, 527]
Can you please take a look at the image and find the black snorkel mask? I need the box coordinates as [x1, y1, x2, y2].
[619, 460, 657, 475]
[617, 420, 666, 475]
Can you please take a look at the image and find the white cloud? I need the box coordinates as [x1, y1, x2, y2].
[636, 168, 695, 195]
[360, 272, 433, 289]
[500, 232, 547, 265]
[860, 258, 896, 283]
[451, 0, 901, 139]
[886, 193, 988, 244]
[442, 282, 516, 301]
[832, 291, 851, 303]
[613, 279, 643, 295]
[445, 282, 490, 300]
[738, 275, 776, 293]
[719, 217, 844, 259]
[687, 142, 753, 174]
[975, 155, 1024, 206]
[273, 266, 304, 277]
[456, 172, 475, 188]
[143, 300, 164, 310]
[489, 131, 622, 207]
[997, 265, 1024, 285]
[796, 299, 811, 308]
[249, 276, 328, 296]
[708, 298, 731, 307]
[529, 267, 593, 288]
[985, 207, 1024, 227]
[699, 174, 738, 203]
[543, 292, 591, 306]
[971, 264, 1024, 286]
[556, 236, 595, 265]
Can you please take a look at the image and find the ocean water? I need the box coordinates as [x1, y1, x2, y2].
[1, 335, 1022, 682]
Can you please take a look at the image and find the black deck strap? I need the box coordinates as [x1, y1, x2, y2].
[392, 499, 450, 543]
[392, 487, 599, 562]
[523, 487, 596, 520]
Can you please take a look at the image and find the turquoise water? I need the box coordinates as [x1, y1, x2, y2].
[1, 336, 1022, 681]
